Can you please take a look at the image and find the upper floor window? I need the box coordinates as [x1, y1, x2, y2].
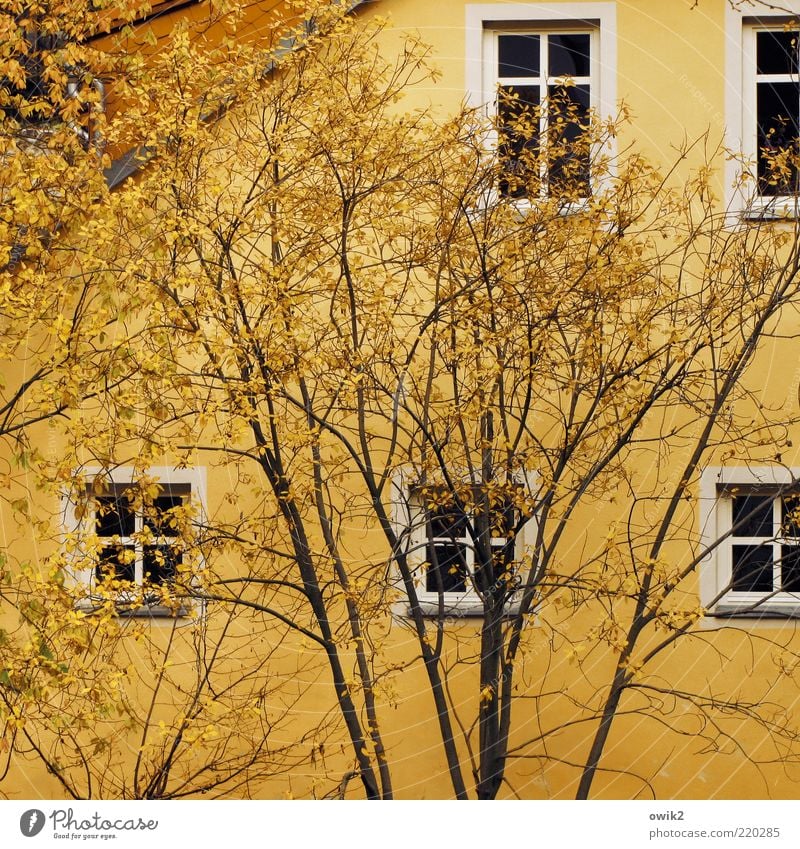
[726, 492, 800, 594]
[0, 28, 105, 150]
[729, 14, 800, 214]
[93, 483, 190, 589]
[700, 467, 800, 619]
[420, 491, 519, 600]
[752, 27, 800, 197]
[489, 29, 593, 198]
[467, 4, 616, 204]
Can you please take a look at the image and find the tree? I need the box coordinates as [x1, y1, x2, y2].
[8, 0, 800, 800]
[0, 0, 150, 796]
[0, 0, 352, 801]
[62, 1, 800, 801]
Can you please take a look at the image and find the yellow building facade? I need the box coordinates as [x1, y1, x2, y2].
[5, 0, 800, 802]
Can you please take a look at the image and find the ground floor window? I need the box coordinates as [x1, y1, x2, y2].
[65, 467, 206, 616]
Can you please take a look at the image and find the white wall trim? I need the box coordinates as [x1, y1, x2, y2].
[465, 2, 617, 122]
[724, 2, 800, 216]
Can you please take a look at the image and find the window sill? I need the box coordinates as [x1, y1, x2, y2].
[518, 198, 591, 218]
[406, 600, 522, 619]
[742, 197, 800, 220]
[466, 193, 591, 221]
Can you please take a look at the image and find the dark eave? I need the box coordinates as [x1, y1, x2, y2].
[104, 145, 157, 189]
[103, 0, 369, 190]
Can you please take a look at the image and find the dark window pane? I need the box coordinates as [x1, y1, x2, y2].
[95, 495, 135, 537]
[781, 545, 800, 591]
[144, 495, 184, 537]
[144, 545, 181, 584]
[426, 542, 468, 593]
[781, 494, 800, 537]
[95, 545, 136, 583]
[547, 84, 591, 196]
[757, 30, 799, 76]
[549, 34, 591, 77]
[731, 544, 774, 592]
[498, 85, 540, 198]
[491, 541, 514, 569]
[548, 84, 590, 136]
[498, 34, 539, 77]
[757, 81, 800, 195]
[731, 495, 773, 538]
[498, 85, 540, 125]
[427, 503, 468, 538]
[1, 33, 66, 124]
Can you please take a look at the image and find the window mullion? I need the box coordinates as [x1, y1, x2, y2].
[135, 507, 143, 585]
[773, 498, 781, 593]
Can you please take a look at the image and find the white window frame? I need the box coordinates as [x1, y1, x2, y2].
[391, 469, 537, 617]
[726, 1, 800, 217]
[465, 3, 617, 205]
[63, 465, 207, 618]
[700, 466, 800, 619]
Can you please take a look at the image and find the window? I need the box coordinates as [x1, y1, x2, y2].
[493, 30, 592, 197]
[466, 3, 616, 203]
[392, 474, 536, 617]
[65, 467, 206, 616]
[729, 9, 800, 214]
[0, 29, 105, 148]
[93, 484, 189, 587]
[700, 468, 800, 618]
